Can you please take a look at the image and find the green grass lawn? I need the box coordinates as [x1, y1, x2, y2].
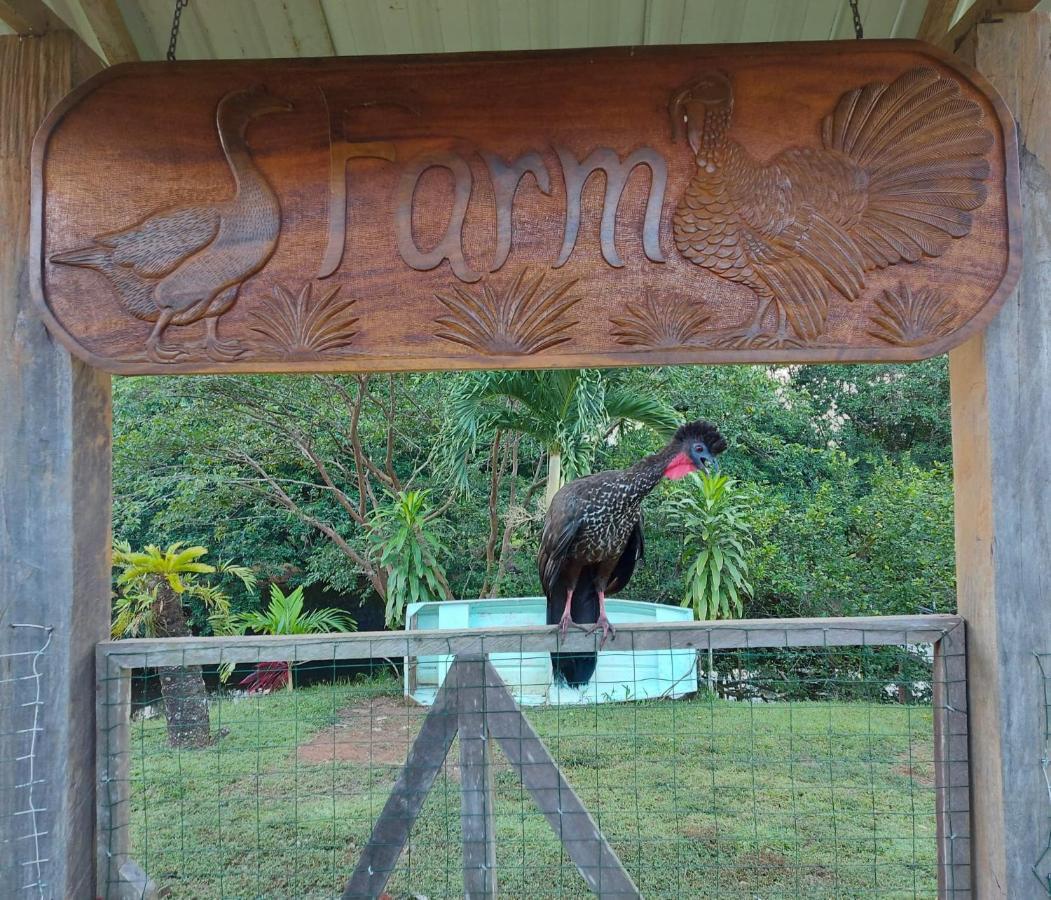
[120, 673, 937, 899]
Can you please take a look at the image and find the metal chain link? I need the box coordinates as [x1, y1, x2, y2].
[849, 0, 864, 40]
[167, 0, 189, 62]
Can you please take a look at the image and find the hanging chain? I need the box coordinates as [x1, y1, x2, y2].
[167, 0, 189, 62]
[849, 0, 864, 40]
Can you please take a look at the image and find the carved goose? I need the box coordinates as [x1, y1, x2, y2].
[51, 85, 291, 362]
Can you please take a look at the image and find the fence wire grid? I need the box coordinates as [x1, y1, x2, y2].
[1, 623, 54, 899]
[97, 618, 968, 900]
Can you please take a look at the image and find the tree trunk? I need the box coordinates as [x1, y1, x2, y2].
[543, 450, 562, 509]
[152, 580, 212, 748]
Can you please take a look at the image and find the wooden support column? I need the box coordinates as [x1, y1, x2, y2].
[0, 27, 107, 900]
[949, 11, 1051, 897]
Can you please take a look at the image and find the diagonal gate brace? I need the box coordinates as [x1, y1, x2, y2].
[343, 654, 639, 899]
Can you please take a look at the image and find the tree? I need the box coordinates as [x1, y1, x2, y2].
[112, 542, 255, 747]
[235, 583, 356, 691]
[446, 368, 680, 507]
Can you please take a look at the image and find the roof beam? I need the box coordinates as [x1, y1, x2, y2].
[79, 0, 137, 63]
[0, 0, 66, 35]
[918, 0, 961, 46]
[922, 0, 1043, 49]
[946, 0, 1042, 50]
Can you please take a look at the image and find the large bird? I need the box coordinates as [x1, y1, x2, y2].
[51, 85, 292, 363]
[670, 68, 992, 348]
[539, 420, 726, 688]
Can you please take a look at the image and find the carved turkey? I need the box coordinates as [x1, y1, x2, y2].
[670, 68, 993, 347]
[51, 86, 291, 363]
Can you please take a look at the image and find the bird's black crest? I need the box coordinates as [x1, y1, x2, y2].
[674, 420, 727, 455]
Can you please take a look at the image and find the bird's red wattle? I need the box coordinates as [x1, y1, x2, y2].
[663, 451, 696, 480]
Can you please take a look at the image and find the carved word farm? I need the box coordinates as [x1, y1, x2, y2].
[31, 45, 1019, 373]
[322, 129, 666, 283]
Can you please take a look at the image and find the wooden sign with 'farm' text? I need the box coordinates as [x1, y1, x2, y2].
[31, 42, 1019, 374]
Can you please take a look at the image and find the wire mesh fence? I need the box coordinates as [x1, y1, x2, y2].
[97, 616, 968, 899]
[1, 623, 54, 899]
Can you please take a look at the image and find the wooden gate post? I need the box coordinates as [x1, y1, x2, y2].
[950, 11, 1051, 897]
[0, 24, 107, 900]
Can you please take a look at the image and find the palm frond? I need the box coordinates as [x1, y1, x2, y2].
[867, 283, 955, 347]
[611, 291, 712, 350]
[434, 268, 581, 355]
[249, 282, 359, 359]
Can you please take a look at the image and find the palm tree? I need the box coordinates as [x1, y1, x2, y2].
[112, 541, 255, 747]
[235, 583, 356, 692]
[445, 369, 680, 507]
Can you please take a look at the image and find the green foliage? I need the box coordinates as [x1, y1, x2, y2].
[443, 368, 680, 498]
[111, 540, 256, 639]
[235, 583, 357, 636]
[668, 472, 758, 620]
[112, 361, 957, 632]
[370, 490, 450, 627]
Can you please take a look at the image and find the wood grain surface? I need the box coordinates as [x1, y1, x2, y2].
[31, 41, 1020, 373]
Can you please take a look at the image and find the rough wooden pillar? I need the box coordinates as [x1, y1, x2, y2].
[949, 11, 1051, 897]
[0, 30, 108, 899]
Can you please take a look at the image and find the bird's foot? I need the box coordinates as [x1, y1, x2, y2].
[206, 334, 247, 361]
[558, 613, 585, 639]
[146, 338, 188, 363]
[586, 615, 616, 649]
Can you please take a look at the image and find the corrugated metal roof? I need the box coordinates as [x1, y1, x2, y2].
[1, 0, 936, 61]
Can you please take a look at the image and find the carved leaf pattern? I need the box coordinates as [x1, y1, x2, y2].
[610, 292, 712, 350]
[248, 282, 359, 358]
[867, 283, 955, 346]
[434, 268, 581, 354]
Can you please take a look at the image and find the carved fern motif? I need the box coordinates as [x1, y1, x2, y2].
[610, 292, 712, 350]
[248, 282, 359, 358]
[867, 283, 955, 346]
[434, 268, 581, 355]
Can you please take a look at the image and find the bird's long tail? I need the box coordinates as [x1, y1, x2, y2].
[550, 572, 599, 689]
[822, 67, 993, 269]
[50, 245, 112, 270]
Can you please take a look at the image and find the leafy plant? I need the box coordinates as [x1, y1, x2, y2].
[235, 583, 356, 691]
[370, 490, 451, 628]
[112, 541, 255, 747]
[112, 541, 256, 640]
[668, 472, 758, 621]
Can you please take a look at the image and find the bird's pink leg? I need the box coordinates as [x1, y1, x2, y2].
[558, 589, 576, 638]
[586, 591, 616, 648]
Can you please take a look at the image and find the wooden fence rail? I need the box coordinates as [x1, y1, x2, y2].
[95, 614, 969, 899]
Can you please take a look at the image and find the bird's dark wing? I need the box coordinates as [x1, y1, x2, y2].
[538, 491, 583, 599]
[96, 206, 221, 279]
[729, 149, 868, 341]
[607, 518, 644, 595]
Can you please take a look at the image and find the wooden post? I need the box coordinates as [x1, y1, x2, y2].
[950, 11, 1051, 896]
[0, 26, 107, 900]
[457, 656, 497, 899]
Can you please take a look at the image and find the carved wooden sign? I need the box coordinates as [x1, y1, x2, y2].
[31, 42, 1019, 373]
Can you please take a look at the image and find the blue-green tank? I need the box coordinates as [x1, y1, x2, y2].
[404, 596, 697, 706]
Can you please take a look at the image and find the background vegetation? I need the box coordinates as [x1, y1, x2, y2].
[112, 361, 955, 632]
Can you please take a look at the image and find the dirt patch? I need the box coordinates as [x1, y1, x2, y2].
[893, 750, 935, 786]
[298, 695, 429, 766]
